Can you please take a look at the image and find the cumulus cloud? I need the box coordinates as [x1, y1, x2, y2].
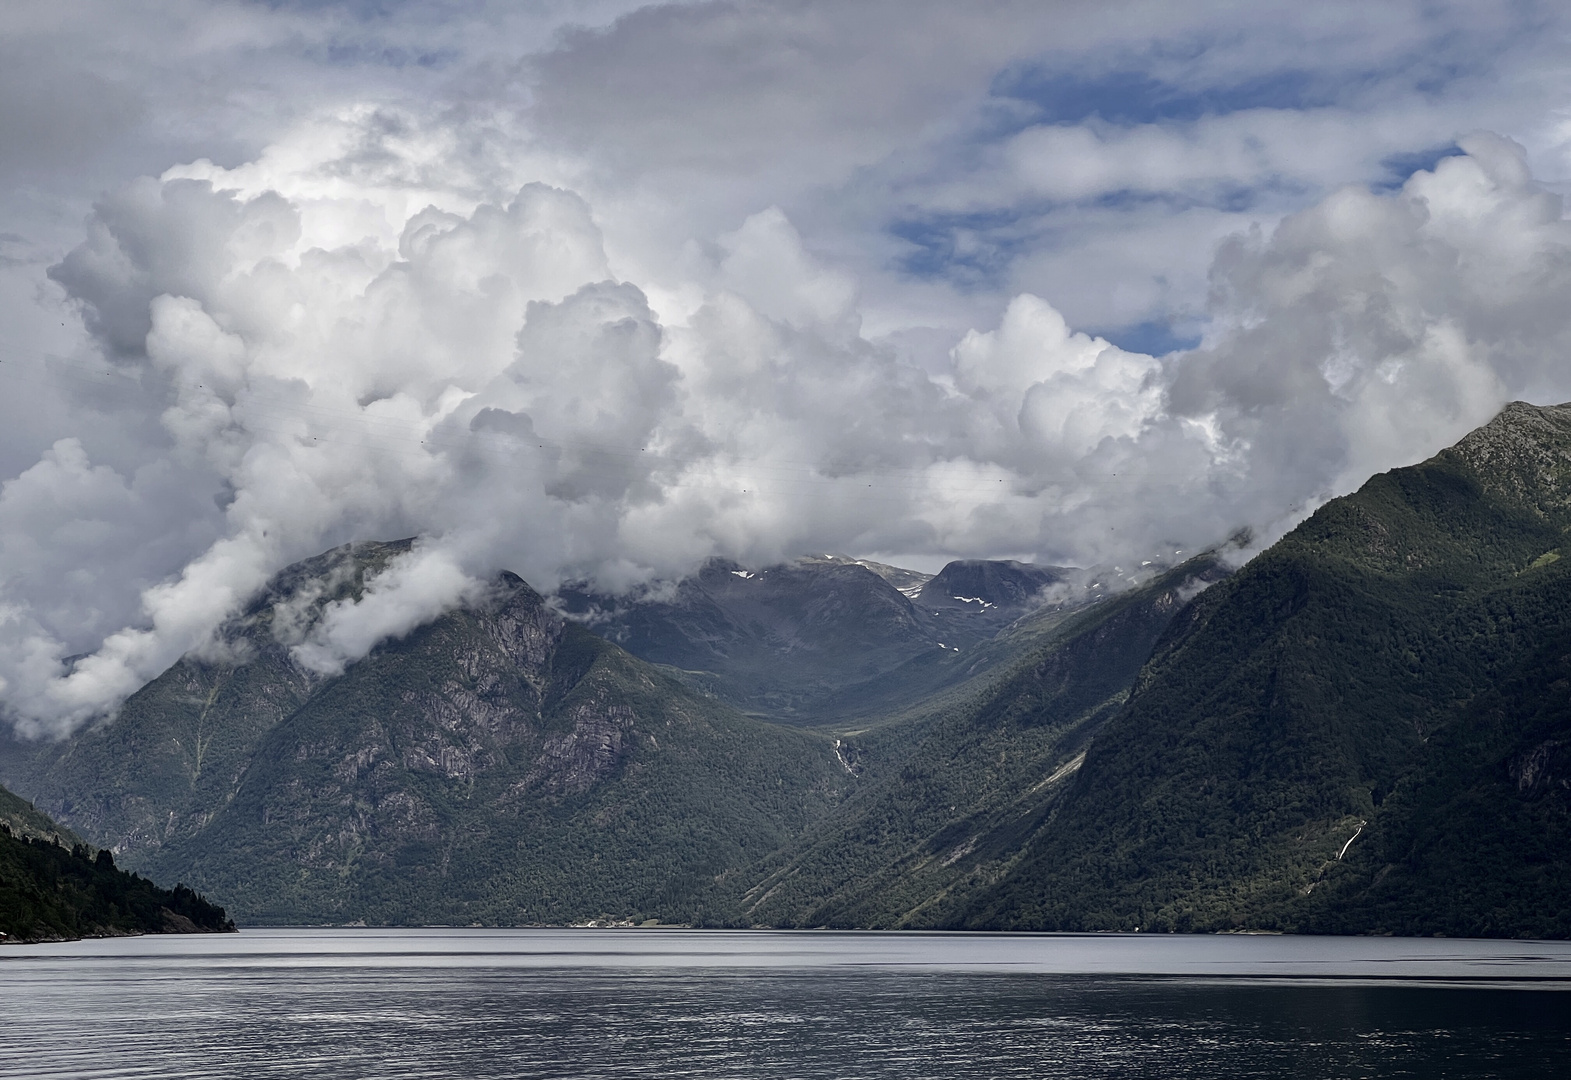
[5, 116, 1571, 738]
[954, 295, 1164, 461]
[6, 4, 1571, 737]
[533, 0, 1564, 337]
[1172, 133, 1560, 507]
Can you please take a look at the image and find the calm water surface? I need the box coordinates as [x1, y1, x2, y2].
[3, 929, 1568, 1078]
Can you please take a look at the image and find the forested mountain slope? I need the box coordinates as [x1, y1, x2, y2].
[0, 783, 81, 847]
[11, 403, 1569, 937]
[956, 401, 1571, 937]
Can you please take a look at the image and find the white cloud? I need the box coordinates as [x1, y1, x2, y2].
[9, 119, 1571, 737]
[291, 544, 484, 676]
[954, 294, 1164, 462]
[6, 5, 1571, 735]
[1171, 133, 1564, 508]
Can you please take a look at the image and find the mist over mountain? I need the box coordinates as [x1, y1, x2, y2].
[1, 543, 1097, 925]
[12, 47, 1571, 738]
[1, 542, 857, 925]
[12, 0, 1571, 965]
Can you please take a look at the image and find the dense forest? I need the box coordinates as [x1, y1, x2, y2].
[0, 791, 234, 942]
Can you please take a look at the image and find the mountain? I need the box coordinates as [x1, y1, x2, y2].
[737, 556, 1228, 927]
[15, 403, 1569, 938]
[0, 784, 233, 942]
[2, 542, 853, 926]
[952, 400, 1571, 937]
[556, 554, 1078, 721]
[555, 555, 935, 720]
[919, 559, 1065, 610]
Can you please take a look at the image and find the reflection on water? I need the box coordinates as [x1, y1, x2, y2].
[3, 930, 1568, 1079]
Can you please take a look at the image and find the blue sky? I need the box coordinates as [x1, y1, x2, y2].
[837, 7, 1550, 347]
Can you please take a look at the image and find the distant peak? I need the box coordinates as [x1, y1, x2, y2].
[920, 558, 1072, 609]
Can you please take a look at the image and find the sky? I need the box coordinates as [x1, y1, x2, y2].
[7, 0, 1571, 735]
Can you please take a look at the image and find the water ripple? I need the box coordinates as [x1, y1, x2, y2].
[3, 931, 1568, 1079]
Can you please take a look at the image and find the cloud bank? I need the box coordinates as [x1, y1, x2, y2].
[5, 3, 1571, 736]
[3, 118, 1568, 736]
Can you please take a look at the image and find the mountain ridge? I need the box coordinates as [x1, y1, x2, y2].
[555, 552, 1089, 723]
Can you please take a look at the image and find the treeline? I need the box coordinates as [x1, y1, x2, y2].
[0, 824, 234, 943]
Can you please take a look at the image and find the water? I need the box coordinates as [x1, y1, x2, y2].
[3, 929, 1568, 1078]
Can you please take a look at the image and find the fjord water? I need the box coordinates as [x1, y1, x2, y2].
[3, 930, 1568, 1079]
